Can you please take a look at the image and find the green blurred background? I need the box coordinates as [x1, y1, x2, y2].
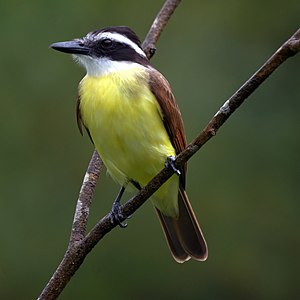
[1, 0, 299, 299]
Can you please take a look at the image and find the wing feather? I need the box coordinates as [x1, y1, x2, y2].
[148, 68, 187, 187]
[76, 95, 84, 136]
[76, 94, 94, 143]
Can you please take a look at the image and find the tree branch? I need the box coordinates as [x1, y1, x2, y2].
[142, 0, 182, 58]
[177, 28, 300, 165]
[69, 150, 103, 247]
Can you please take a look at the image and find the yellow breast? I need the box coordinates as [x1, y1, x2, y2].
[79, 65, 178, 216]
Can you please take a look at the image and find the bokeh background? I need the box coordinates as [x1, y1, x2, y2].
[1, 0, 299, 299]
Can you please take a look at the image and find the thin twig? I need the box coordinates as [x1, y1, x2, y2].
[142, 0, 182, 58]
[69, 150, 103, 247]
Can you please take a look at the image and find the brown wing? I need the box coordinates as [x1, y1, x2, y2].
[148, 68, 187, 187]
[149, 69, 208, 263]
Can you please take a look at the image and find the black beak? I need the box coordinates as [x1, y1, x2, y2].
[49, 40, 90, 55]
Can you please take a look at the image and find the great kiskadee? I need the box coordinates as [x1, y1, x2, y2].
[50, 26, 208, 263]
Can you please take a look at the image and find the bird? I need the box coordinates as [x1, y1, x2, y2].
[50, 26, 208, 263]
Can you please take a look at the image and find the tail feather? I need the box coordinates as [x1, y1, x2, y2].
[155, 186, 208, 263]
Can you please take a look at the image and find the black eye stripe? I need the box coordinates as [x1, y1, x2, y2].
[86, 37, 150, 67]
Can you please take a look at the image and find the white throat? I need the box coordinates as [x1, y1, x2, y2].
[73, 55, 141, 77]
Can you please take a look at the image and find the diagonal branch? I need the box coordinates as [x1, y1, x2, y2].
[177, 28, 300, 165]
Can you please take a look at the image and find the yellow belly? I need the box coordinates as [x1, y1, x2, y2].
[79, 67, 179, 216]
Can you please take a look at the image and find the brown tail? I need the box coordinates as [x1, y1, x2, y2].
[155, 186, 208, 263]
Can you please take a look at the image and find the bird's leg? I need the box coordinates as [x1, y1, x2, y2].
[165, 156, 181, 176]
[110, 186, 127, 228]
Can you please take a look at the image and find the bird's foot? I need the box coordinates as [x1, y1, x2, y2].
[110, 201, 127, 228]
[165, 156, 181, 176]
[110, 186, 128, 228]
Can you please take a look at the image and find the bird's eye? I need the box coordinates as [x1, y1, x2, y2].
[101, 38, 113, 48]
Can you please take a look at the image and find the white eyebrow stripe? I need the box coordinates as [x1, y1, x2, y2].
[96, 32, 146, 57]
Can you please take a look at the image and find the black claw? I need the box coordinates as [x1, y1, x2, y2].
[165, 156, 181, 175]
[110, 208, 127, 228]
[110, 186, 128, 228]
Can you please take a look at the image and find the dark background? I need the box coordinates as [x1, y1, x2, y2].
[1, 0, 299, 299]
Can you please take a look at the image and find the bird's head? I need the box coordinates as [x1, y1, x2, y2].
[50, 26, 150, 76]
